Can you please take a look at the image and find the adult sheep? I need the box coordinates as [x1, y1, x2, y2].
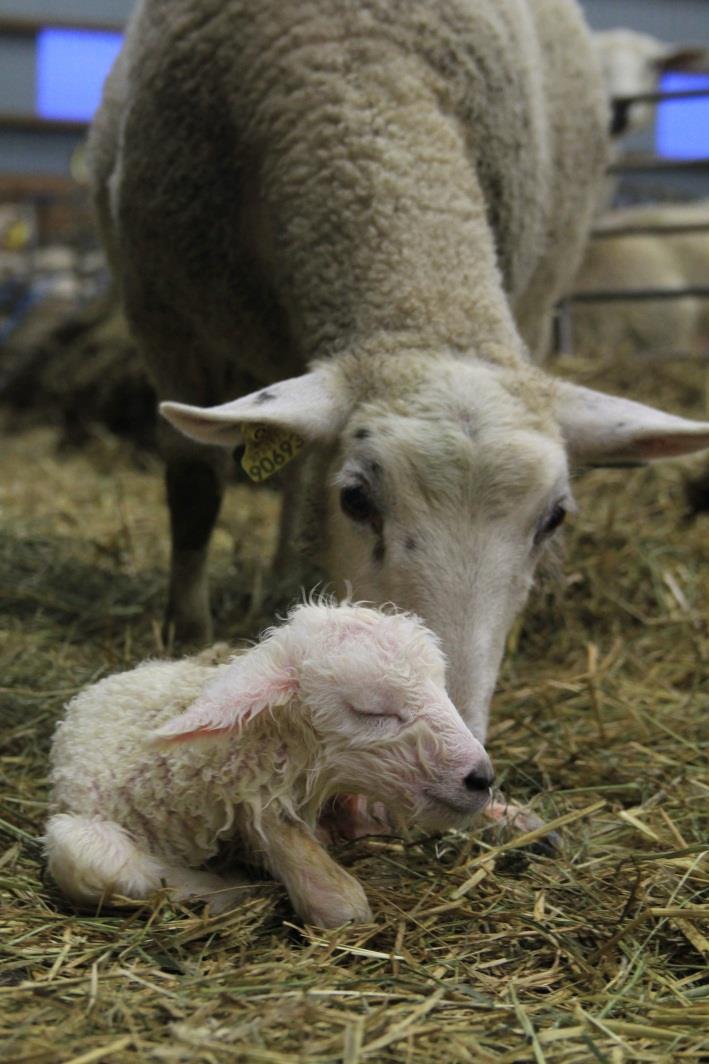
[91, 0, 709, 749]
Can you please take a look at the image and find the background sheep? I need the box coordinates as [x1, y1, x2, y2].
[569, 201, 709, 360]
[46, 602, 494, 928]
[594, 28, 707, 137]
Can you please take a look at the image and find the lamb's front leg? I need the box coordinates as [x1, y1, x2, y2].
[256, 815, 373, 928]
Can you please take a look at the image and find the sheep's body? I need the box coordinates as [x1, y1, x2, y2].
[46, 604, 494, 926]
[570, 201, 709, 359]
[92, 0, 604, 366]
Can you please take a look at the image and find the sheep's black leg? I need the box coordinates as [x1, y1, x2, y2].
[161, 428, 229, 645]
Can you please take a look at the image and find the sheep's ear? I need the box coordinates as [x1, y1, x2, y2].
[159, 367, 346, 447]
[555, 383, 709, 465]
[153, 643, 299, 742]
[655, 45, 708, 73]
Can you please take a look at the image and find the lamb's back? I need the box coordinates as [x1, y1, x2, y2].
[49, 659, 217, 820]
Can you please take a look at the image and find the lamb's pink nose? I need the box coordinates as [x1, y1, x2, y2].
[464, 762, 495, 792]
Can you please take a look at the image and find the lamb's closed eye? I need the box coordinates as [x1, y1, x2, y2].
[345, 702, 409, 724]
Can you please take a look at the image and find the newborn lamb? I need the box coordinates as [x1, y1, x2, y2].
[46, 602, 494, 927]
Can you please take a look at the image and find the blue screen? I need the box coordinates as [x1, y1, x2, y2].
[656, 72, 709, 160]
[36, 27, 123, 122]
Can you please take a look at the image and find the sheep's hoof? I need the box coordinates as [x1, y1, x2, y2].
[162, 612, 213, 651]
[685, 466, 709, 518]
[482, 798, 561, 855]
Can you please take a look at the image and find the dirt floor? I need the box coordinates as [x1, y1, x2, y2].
[1, 352, 708, 1062]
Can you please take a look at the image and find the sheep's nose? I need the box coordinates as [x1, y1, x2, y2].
[464, 765, 495, 792]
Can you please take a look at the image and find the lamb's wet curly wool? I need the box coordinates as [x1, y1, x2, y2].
[45, 602, 492, 926]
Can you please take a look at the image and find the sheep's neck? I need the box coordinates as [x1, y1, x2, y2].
[250, 68, 525, 366]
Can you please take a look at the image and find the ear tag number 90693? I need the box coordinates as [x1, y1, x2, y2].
[240, 423, 304, 482]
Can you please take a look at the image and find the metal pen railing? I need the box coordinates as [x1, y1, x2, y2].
[558, 84, 709, 359]
[611, 86, 709, 136]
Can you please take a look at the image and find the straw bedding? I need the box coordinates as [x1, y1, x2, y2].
[1, 352, 707, 1062]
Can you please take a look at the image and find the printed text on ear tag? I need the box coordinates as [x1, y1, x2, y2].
[240, 423, 304, 482]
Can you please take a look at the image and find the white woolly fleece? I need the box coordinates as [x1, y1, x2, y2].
[46, 603, 492, 921]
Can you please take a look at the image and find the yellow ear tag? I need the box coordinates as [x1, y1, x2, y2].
[240, 423, 304, 482]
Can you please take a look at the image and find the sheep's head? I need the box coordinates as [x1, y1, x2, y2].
[155, 602, 493, 832]
[594, 29, 708, 136]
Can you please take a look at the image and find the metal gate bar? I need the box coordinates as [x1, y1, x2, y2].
[609, 157, 709, 174]
[567, 287, 709, 304]
[613, 87, 709, 107]
[591, 222, 709, 238]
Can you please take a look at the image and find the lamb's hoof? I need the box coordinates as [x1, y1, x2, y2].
[525, 830, 561, 857]
[317, 795, 392, 843]
[290, 856, 374, 928]
[482, 798, 561, 855]
[299, 886, 373, 928]
[204, 884, 256, 916]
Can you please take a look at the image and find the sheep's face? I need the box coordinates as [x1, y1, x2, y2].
[292, 607, 494, 831]
[325, 360, 571, 741]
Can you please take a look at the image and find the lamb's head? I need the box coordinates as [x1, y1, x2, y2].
[161, 354, 709, 740]
[288, 603, 494, 831]
[155, 602, 493, 833]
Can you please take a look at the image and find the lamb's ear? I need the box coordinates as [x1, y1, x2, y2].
[159, 367, 346, 447]
[153, 642, 299, 743]
[555, 383, 709, 465]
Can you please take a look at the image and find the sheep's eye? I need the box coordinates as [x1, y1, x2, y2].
[340, 483, 379, 525]
[535, 502, 566, 545]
